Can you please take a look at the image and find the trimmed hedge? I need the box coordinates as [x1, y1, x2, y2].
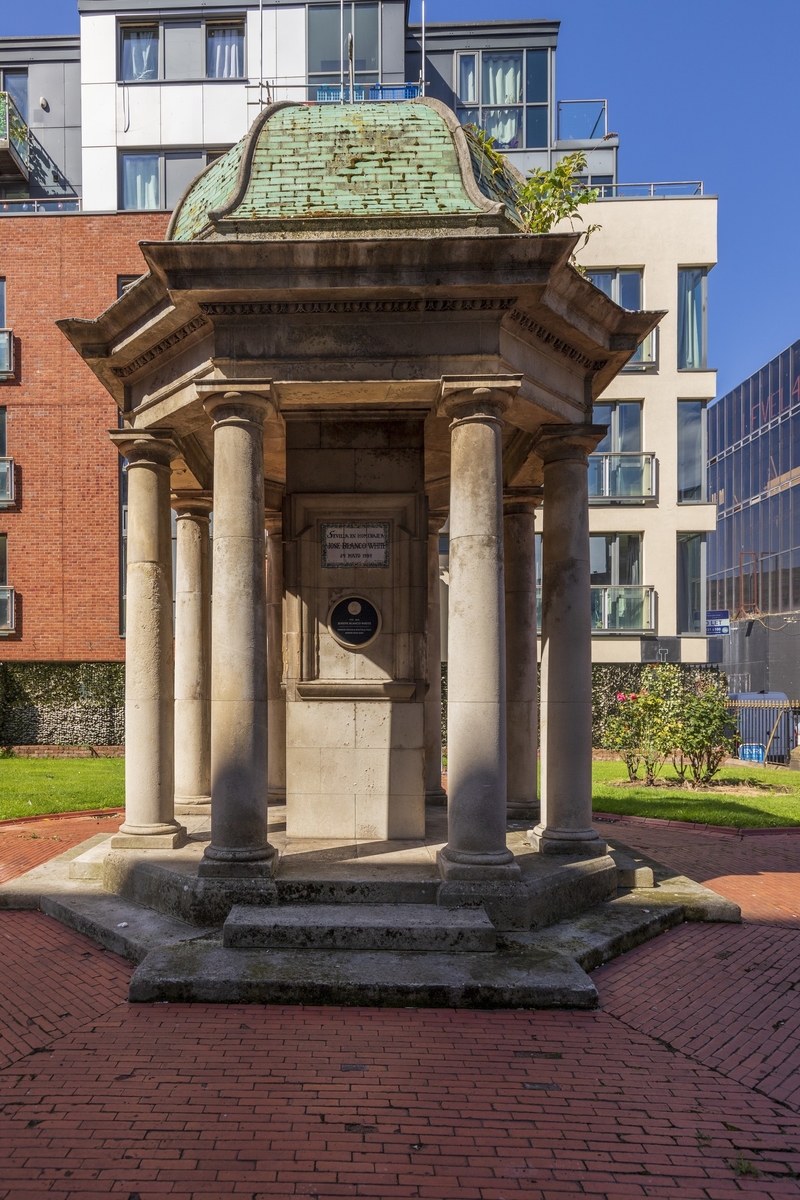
[0, 662, 124, 746]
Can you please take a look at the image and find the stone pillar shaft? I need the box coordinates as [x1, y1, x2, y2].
[504, 494, 540, 821]
[109, 432, 185, 849]
[173, 494, 212, 815]
[531, 425, 607, 857]
[437, 384, 520, 881]
[266, 517, 286, 805]
[200, 392, 276, 876]
[425, 515, 447, 805]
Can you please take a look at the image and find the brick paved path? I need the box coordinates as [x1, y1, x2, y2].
[0, 816, 798, 1198]
[0, 812, 123, 886]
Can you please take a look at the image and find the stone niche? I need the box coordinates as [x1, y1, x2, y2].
[283, 414, 427, 840]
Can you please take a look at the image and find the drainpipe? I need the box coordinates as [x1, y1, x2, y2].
[420, 0, 426, 95]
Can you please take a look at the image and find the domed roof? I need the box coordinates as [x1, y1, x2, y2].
[167, 98, 525, 242]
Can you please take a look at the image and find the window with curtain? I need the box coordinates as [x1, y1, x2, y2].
[458, 55, 476, 104]
[482, 107, 522, 150]
[121, 26, 159, 82]
[482, 53, 522, 104]
[207, 24, 245, 79]
[456, 48, 548, 150]
[122, 154, 159, 210]
[678, 400, 706, 503]
[678, 267, 707, 369]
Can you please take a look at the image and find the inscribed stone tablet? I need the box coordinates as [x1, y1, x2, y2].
[321, 522, 389, 568]
[329, 596, 381, 647]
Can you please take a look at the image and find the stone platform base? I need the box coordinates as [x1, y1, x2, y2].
[128, 938, 597, 1008]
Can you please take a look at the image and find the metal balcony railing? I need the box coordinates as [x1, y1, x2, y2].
[0, 91, 29, 179]
[0, 330, 13, 379]
[588, 452, 656, 501]
[591, 585, 655, 632]
[0, 587, 14, 633]
[536, 585, 656, 632]
[247, 82, 420, 108]
[0, 458, 14, 506]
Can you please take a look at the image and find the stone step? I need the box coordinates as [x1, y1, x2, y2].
[69, 836, 113, 881]
[129, 937, 597, 1009]
[40, 890, 212, 964]
[222, 903, 497, 952]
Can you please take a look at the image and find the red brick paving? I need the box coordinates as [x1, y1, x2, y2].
[0, 813, 123, 885]
[0, 816, 798, 1198]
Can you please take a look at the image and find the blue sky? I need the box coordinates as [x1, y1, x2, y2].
[3, 0, 798, 397]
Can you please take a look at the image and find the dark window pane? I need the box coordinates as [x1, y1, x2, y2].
[677, 534, 703, 632]
[585, 270, 614, 299]
[593, 403, 612, 452]
[678, 268, 705, 369]
[618, 270, 642, 310]
[618, 534, 641, 585]
[457, 107, 479, 127]
[618, 403, 642, 452]
[308, 5, 348, 75]
[526, 105, 547, 148]
[165, 152, 205, 209]
[0, 407, 5, 457]
[525, 49, 547, 102]
[589, 535, 612, 585]
[207, 24, 245, 79]
[121, 26, 159, 82]
[4, 70, 28, 121]
[353, 4, 378, 72]
[678, 400, 704, 502]
[0, 534, 6, 586]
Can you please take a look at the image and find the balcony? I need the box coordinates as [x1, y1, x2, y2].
[592, 585, 655, 632]
[0, 330, 13, 380]
[0, 586, 14, 634]
[0, 458, 14, 506]
[557, 99, 608, 143]
[536, 585, 656, 632]
[595, 181, 704, 199]
[0, 197, 81, 215]
[0, 92, 29, 180]
[313, 83, 420, 103]
[588, 452, 657, 502]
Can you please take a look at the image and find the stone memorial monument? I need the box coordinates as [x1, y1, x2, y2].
[55, 98, 662, 1004]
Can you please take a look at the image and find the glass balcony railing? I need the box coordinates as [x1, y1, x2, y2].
[0, 330, 13, 379]
[0, 587, 14, 634]
[557, 99, 607, 141]
[0, 198, 81, 215]
[0, 91, 30, 178]
[591, 585, 655, 631]
[0, 458, 14, 506]
[536, 585, 656, 632]
[588, 452, 656, 501]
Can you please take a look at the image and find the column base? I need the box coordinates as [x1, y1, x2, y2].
[437, 846, 521, 881]
[267, 787, 286, 805]
[174, 795, 212, 816]
[528, 824, 607, 858]
[507, 800, 539, 822]
[425, 786, 448, 807]
[198, 846, 278, 879]
[111, 822, 188, 850]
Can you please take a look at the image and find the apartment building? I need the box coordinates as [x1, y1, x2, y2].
[0, 0, 716, 675]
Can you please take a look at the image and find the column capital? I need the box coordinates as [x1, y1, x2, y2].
[264, 512, 282, 536]
[503, 487, 542, 516]
[535, 423, 608, 465]
[438, 375, 522, 423]
[202, 388, 276, 427]
[109, 428, 176, 469]
[171, 489, 212, 519]
[427, 514, 446, 536]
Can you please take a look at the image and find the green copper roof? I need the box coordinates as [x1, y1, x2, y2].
[168, 99, 525, 242]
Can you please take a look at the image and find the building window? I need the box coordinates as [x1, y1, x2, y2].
[586, 269, 658, 368]
[678, 267, 707, 370]
[677, 400, 707, 503]
[0, 277, 11, 379]
[120, 21, 245, 82]
[120, 150, 206, 211]
[590, 533, 642, 586]
[593, 401, 642, 453]
[307, 3, 379, 97]
[0, 69, 28, 121]
[0, 533, 6, 585]
[117, 275, 141, 298]
[677, 533, 705, 632]
[455, 48, 549, 150]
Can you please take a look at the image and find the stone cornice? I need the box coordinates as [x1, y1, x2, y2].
[199, 297, 516, 318]
[507, 309, 608, 372]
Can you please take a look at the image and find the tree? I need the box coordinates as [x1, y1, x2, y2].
[516, 151, 601, 250]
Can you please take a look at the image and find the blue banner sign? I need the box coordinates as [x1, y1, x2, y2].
[706, 609, 730, 636]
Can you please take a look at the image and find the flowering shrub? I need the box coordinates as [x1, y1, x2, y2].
[601, 665, 737, 787]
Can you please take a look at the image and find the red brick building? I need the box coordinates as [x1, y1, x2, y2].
[0, 211, 169, 662]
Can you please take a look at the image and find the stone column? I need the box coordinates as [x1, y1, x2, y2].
[172, 491, 212, 816]
[265, 514, 286, 806]
[199, 391, 277, 877]
[109, 431, 186, 849]
[530, 424, 607, 857]
[425, 514, 447, 805]
[437, 381, 521, 881]
[504, 491, 541, 822]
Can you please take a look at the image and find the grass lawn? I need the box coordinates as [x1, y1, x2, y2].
[0, 757, 124, 822]
[592, 759, 800, 828]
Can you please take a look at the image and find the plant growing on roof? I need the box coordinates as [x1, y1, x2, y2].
[516, 150, 601, 250]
